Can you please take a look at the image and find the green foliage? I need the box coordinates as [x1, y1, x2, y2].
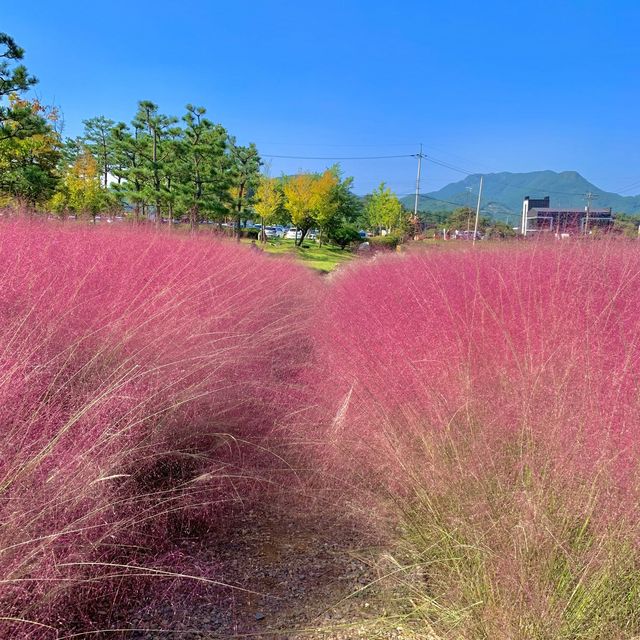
[282, 168, 360, 246]
[132, 100, 180, 224]
[50, 149, 110, 219]
[0, 34, 61, 206]
[418, 208, 450, 229]
[485, 220, 517, 238]
[444, 206, 490, 232]
[613, 213, 640, 238]
[0, 32, 41, 143]
[365, 182, 407, 233]
[369, 233, 400, 250]
[175, 104, 230, 228]
[97, 102, 253, 227]
[228, 140, 261, 235]
[254, 175, 286, 240]
[282, 173, 317, 242]
[0, 96, 61, 206]
[328, 222, 361, 249]
[109, 121, 147, 221]
[393, 483, 640, 639]
[82, 116, 115, 188]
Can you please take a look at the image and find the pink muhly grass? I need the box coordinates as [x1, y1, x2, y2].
[310, 240, 640, 636]
[0, 219, 319, 637]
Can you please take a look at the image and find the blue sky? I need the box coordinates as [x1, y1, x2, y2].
[5, 0, 640, 195]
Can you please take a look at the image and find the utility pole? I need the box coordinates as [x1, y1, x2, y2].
[584, 192, 598, 235]
[473, 176, 484, 246]
[465, 186, 473, 239]
[413, 143, 424, 220]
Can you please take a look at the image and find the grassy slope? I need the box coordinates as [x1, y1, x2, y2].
[243, 238, 355, 272]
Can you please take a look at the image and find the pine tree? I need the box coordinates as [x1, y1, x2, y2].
[228, 140, 261, 239]
[82, 116, 115, 188]
[0, 32, 41, 142]
[133, 101, 178, 225]
[176, 104, 229, 230]
[110, 122, 147, 222]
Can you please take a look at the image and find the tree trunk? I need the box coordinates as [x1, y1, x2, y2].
[235, 182, 245, 242]
[190, 205, 198, 233]
[297, 228, 308, 247]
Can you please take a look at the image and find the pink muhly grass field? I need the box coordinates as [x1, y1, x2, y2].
[0, 220, 318, 637]
[312, 241, 640, 636]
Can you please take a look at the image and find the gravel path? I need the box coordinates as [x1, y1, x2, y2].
[117, 496, 424, 639]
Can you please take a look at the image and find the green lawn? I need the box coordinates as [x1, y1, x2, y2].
[244, 238, 356, 272]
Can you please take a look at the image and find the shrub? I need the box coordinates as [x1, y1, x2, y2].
[0, 219, 318, 637]
[328, 223, 361, 249]
[368, 233, 400, 250]
[242, 227, 259, 239]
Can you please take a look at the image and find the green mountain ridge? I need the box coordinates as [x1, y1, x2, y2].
[402, 171, 640, 219]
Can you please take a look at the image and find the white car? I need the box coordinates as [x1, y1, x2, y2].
[285, 228, 302, 240]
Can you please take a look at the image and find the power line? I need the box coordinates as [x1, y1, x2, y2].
[254, 141, 416, 148]
[423, 155, 475, 175]
[260, 150, 479, 175]
[615, 178, 640, 194]
[260, 153, 415, 160]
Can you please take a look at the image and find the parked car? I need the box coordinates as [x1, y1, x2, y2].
[285, 228, 302, 240]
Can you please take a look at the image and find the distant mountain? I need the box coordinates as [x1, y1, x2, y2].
[402, 171, 640, 220]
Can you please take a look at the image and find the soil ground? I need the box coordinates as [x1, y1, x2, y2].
[118, 494, 425, 640]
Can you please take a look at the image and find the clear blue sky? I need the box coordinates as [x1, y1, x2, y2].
[5, 0, 640, 195]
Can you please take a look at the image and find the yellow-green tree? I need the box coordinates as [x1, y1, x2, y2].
[254, 175, 284, 241]
[51, 149, 105, 221]
[283, 169, 342, 246]
[283, 173, 316, 246]
[365, 182, 408, 234]
[311, 170, 339, 245]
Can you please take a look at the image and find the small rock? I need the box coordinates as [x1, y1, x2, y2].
[255, 612, 266, 621]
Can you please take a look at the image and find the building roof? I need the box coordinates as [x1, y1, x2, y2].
[528, 207, 612, 215]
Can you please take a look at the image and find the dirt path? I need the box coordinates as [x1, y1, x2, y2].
[123, 496, 421, 639]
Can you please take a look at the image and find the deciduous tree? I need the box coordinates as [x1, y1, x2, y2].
[50, 148, 106, 220]
[254, 175, 285, 241]
[365, 182, 407, 234]
[283, 173, 316, 246]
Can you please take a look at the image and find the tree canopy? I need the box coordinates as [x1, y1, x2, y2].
[365, 182, 408, 234]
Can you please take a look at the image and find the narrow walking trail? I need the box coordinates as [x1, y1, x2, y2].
[123, 496, 420, 639]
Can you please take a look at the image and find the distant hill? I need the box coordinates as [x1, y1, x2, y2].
[401, 171, 640, 220]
